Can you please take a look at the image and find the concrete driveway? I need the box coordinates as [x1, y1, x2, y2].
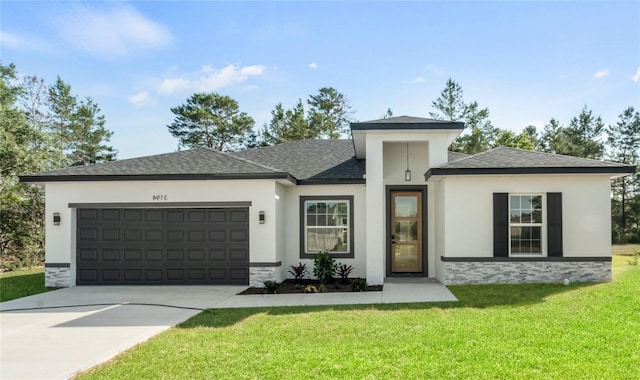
[0, 286, 245, 380]
[1, 282, 456, 379]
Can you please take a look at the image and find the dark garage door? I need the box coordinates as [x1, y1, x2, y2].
[76, 208, 249, 285]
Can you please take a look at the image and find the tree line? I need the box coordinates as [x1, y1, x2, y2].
[1, 60, 638, 270]
[1, 62, 116, 268]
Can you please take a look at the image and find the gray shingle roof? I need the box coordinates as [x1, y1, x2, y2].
[19, 148, 290, 182]
[21, 142, 634, 184]
[231, 140, 365, 183]
[351, 115, 464, 130]
[426, 146, 636, 179]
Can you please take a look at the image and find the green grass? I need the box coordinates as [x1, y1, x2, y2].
[0, 268, 51, 302]
[77, 255, 640, 380]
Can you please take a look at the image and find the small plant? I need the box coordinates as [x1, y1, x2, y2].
[336, 263, 353, 284]
[304, 284, 318, 293]
[629, 252, 639, 266]
[288, 262, 309, 283]
[263, 280, 280, 294]
[313, 251, 337, 285]
[352, 278, 367, 292]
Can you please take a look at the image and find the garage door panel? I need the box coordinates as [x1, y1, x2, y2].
[77, 207, 249, 285]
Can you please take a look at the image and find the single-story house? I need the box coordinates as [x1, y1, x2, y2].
[20, 116, 636, 288]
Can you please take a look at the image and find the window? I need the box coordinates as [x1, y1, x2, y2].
[300, 196, 354, 258]
[509, 194, 543, 255]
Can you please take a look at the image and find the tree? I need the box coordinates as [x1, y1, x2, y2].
[380, 108, 394, 119]
[492, 129, 536, 150]
[429, 78, 467, 121]
[47, 77, 115, 165]
[607, 107, 640, 242]
[538, 107, 604, 159]
[67, 98, 115, 165]
[307, 87, 353, 139]
[0, 63, 47, 267]
[261, 99, 317, 145]
[168, 93, 255, 151]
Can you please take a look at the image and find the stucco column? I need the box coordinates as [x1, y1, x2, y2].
[365, 136, 385, 285]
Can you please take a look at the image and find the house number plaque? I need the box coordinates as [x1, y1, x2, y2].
[152, 194, 168, 200]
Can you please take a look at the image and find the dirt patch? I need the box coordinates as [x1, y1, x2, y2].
[239, 279, 383, 295]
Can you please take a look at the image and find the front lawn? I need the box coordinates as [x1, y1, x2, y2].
[0, 268, 51, 302]
[77, 255, 640, 379]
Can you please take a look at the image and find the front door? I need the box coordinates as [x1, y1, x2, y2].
[390, 191, 422, 273]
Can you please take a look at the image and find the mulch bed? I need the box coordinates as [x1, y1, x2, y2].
[239, 278, 383, 295]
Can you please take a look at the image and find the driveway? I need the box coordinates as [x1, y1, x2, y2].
[0, 286, 245, 380]
[1, 282, 456, 379]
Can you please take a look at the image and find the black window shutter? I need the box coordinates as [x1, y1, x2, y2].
[547, 192, 563, 257]
[493, 193, 509, 257]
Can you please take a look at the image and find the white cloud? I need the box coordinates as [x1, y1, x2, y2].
[632, 67, 640, 83]
[412, 76, 424, 84]
[55, 4, 174, 59]
[157, 64, 266, 95]
[0, 30, 52, 52]
[128, 91, 156, 107]
[424, 64, 445, 76]
[309, 62, 318, 69]
[593, 69, 609, 79]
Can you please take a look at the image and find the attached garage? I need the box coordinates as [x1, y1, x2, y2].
[76, 207, 249, 285]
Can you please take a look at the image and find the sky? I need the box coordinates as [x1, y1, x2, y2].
[2, 1, 639, 159]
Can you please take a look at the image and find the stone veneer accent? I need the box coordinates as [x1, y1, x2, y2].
[45, 267, 71, 287]
[249, 265, 279, 287]
[442, 259, 611, 285]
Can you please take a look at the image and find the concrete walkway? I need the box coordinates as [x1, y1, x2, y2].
[1, 282, 456, 379]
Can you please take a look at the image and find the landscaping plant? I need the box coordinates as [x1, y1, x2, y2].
[336, 263, 353, 284]
[288, 262, 309, 284]
[262, 280, 280, 294]
[312, 251, 337, 287]
[351, 278, 367, 292]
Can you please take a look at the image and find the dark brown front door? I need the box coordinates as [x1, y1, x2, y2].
[390, 192, 422, 273]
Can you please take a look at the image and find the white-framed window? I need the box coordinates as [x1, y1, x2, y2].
[300, 196, 353, 258]
[509, 194, 544, 255]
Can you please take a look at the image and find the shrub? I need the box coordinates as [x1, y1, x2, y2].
[263, 280, 280, 294]
[336, 263, 353, 284]
[313, 251, 337, 285]
[288, 262, 309, 282]
[352, 278, 367, 292]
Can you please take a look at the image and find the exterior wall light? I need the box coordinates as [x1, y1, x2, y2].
[404, 142, 412, 181]
[53, 212, 61, 225]
[259, 210, 265, 224]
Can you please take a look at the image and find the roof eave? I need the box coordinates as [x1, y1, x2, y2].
[424, 166, 637, 180]
[19, 172, 296, 183]
[350, 122, 465, 131]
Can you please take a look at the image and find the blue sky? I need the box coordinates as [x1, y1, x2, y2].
[2, 1, 639, 159]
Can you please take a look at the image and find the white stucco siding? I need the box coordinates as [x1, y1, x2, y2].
[44, 179, 280, 284]
[441, 174, 613, 258]
[274, 182, 287, 281]
[283, 184, 367, 279]
[433, 180, 446, 280]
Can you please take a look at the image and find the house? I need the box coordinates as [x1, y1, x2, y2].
[20, 116, 636, 288]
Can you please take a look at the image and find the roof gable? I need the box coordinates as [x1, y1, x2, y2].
[350, 115, 464, 131]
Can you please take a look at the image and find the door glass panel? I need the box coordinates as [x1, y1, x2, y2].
[392, 244, 419, 272]
[394, 196, 418, 217]
[395, 221, 418, 241]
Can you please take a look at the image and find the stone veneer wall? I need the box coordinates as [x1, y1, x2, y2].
[249, 266, 278, 287]
[45, 267, 71, 287]
[442, 260, 611, 285]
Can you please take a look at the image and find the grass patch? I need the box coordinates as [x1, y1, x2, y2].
[77, 255, 640, 379]
[611, 244, 640, 255]
[0, 268, 51, 302]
